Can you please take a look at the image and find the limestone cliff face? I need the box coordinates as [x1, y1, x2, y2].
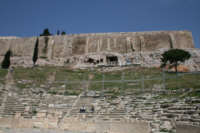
[0, 30, 195, 67]
[0, 30, 194, 56]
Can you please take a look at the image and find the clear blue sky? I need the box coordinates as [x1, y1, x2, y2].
[0, 0, 199, 48]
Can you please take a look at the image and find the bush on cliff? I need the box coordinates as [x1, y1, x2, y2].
[32, 38, 39, 66]
[161, 49, 191, 73]
[1, 50, 12, 69]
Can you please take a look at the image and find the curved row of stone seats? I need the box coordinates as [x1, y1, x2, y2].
[48, 105, 73, 111]
[161, 103, 200, 126]
[68, 112, 99, 119]
[75, 97, 95, 105]
[69, 105, 96, 116]
[38, 95, 77, 112]
[21, 113, 34, 119]
[0, 91, 46, 118]
[40, 95, 76, 104]
[85, 96, 128, 120]
[98, 113, 126, 119]
[10, 94, 76, 118]
[0, 96, 25, 117]
[0, 92, 7, 117]
[125, 94, 200, 127]
[0, 98, 3, 106]
[69, 96, 97, 116]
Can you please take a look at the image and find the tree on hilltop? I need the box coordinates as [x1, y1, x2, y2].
[61, 31, 66, 35]
[1, 50, 12, 69]
[40, 28, 52, 36]
[160, 49, 191, 73]
[32, 38, 39, 66]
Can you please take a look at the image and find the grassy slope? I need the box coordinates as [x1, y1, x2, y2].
[0, 66, 199, 98]
[0, 69, 8, 84]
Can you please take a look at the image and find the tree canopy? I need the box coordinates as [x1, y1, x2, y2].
[61, 31, 66, 35]
[40, 28, 51, 36]
[161, 49, 191, 73]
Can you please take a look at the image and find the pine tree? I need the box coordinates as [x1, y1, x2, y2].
[1, 50, 12, 69]
[32, 38, 39, 66]
[161, 49, 191, 73]
[40, 28, 51, 36]
[61, 31, 66, 35]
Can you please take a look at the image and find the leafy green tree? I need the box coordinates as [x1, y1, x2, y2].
[32, 38, 39, 66]
[161, 49, 191, 73]
[40, 28, 51, 36]
[1, 50, 12, 69]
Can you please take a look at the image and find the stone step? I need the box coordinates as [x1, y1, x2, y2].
[0, 114, 14, 117]
[22, 114, 32, 118]
[108, 115, 124, 118]
[164, 110, 199, 114]
[168, 107, 197, 110]
[1, 112, 15, 116]
[3, 109, 25, 113]
[4, 106, 25, 109]
[98, 113, 126, 116]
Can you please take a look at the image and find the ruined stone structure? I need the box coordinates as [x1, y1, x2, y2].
[0, 30, 197, 69]
[0, 31, 200, 133]
[0, 85, 200, 133]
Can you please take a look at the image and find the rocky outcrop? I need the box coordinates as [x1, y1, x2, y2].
[0, 31, 195, 68]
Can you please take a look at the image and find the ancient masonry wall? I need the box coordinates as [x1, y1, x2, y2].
[0, 30, 195, 67]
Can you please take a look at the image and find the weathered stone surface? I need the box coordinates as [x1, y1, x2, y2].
[0, 30, 195, 68]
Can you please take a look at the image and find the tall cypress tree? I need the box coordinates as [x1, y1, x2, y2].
[1, 50, 12, 69]
[32, 38, 39, 66]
